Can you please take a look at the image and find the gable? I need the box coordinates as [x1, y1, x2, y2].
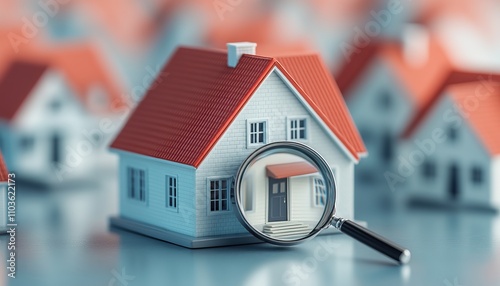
[407, 92, 490, 160]
[11, 69, 87, 129]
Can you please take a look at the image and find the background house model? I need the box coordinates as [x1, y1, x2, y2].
[336, 27, 500, 190]
[0, 61, 90, 183]
[0, 151, 7, 233]
[401, 79, 500, 209]
[110, 42, 366, 248]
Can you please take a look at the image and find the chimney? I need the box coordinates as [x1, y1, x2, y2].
[227, 42, 257, 68]
[403, 24, 430, 67]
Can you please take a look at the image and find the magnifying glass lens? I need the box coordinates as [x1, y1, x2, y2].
[238, 151, 328, 242]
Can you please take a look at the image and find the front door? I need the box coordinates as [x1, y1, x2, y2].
[51, 133, 61, 164]
[448, 164, 459, 200]
[268, 178, 288, 222]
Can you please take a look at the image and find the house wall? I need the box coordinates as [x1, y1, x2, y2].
[116, 150, 197, 236]
[404, 94, 493, 205]
[195, 70, 355, 237]
[345, 59, 414, 181]
[0, 70, 91, 181]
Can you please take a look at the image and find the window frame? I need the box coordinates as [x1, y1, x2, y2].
[312, 176, 327, 208]
[448, 125, 459, 141]
[207, 177, 232, 214]
[126, 166, 147, 204]
[471, 166, 483, 184]
[166, 175, 178, 211]
[287, 116, 309, 142]
[422, 160, 437, 179]
[246, 119, 268, 148]
[19, 135, 35, 153]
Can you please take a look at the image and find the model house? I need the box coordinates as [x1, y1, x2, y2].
[0, 151, 7, 234]
[400, 79, 500, 209]
[110, 42, 366, 248]
[335, 30, 500, 186]
[0, 61, 91, 183]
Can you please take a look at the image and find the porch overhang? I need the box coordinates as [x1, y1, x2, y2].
[266, 162, 317, 179]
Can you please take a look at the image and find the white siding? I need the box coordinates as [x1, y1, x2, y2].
[195, 70, 355, 237]
[118, 151, 197, 236]
[404, 94, 493, 205]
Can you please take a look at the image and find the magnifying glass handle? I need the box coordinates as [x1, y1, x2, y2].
[332, 218, 411, 264]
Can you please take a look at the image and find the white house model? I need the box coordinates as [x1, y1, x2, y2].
[110, 42, 366, 248]
[0, 61, 91, 183]
[401, 80, 500, 209]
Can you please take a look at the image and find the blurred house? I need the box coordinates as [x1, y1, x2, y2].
[401, 78, 500, 208]
[336, 29, 452, 183]
[337, 26, 500, 185]
[0, 151, 7, 233]
[0, 61, 91, 183]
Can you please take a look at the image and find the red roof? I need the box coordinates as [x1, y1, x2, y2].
[337, 37, 454, 110]
[402, 72, 500, 138]
[111, 46, 365, 167]
[0, 151, 7, 183]
[0, 61, 48, 121]
[446, 82, 500, 156]
[335, 42, 380, 94]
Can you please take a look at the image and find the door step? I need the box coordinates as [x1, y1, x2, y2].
[262, 222, 311, 239]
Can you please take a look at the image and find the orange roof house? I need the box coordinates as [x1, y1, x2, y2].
[334, 33, 500, 183]
[109, 42, 365, 246]
[400, 79, 500, 208]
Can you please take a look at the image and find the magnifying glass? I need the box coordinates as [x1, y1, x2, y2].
[232, 141, 411, 264]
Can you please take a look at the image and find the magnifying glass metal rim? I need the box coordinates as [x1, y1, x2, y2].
[232, 141, 337, 246]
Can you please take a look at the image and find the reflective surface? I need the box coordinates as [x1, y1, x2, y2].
[2, 176, 500, 286]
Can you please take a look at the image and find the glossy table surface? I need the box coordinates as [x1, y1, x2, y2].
[2, 174, 500, 286]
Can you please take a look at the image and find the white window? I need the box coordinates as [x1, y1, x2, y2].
[313, 177, 326, 207]
[127, 167, 146, 202]
[247, 120, 267, 147]
[166, 175, 178, 209]
[288, 118, 307, 140]
[209, 178, 230, 212]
